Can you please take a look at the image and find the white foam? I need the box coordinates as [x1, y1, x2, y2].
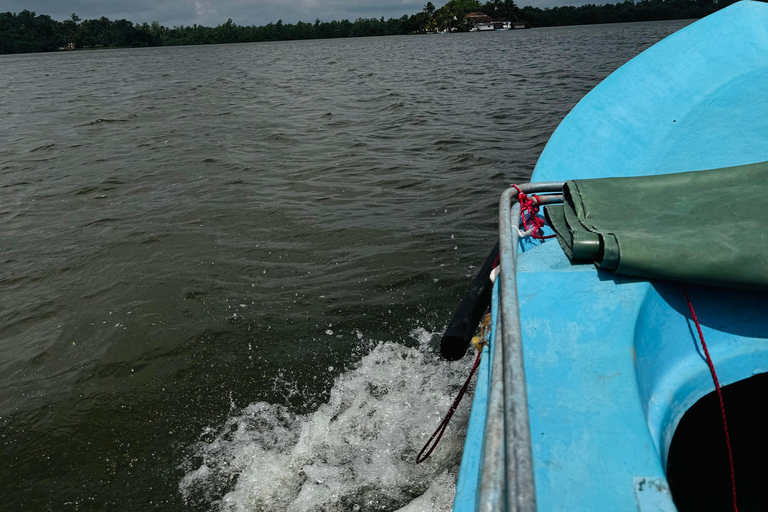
[180, 328, 477, 511]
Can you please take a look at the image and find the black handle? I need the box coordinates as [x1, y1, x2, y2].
[440, 242, 498, 360]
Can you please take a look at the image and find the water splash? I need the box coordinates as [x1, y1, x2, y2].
[179, 329, 477, 511]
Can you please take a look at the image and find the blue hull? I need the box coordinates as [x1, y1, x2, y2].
[454, 2, 768, 511]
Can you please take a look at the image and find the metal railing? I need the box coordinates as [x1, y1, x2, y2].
[477, 182, 564, 512]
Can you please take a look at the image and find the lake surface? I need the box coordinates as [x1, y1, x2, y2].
[1, 20, 691, 512]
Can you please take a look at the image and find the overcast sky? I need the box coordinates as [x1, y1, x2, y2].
[6, 0, 583, 29]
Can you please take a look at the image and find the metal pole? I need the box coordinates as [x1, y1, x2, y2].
[499, 198, 536, 512]
[477, 319, 506, 512]
[475, 182, 562, 512]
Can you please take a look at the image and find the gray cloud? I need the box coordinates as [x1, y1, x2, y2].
[6, 0, 578, 28]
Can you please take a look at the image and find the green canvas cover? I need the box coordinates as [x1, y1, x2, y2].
[544, 161, 768, 290]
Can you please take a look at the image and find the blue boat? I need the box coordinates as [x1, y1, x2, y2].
[448, 2, 768, 511]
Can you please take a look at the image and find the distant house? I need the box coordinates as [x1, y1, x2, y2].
[465, 12, 526, 31]
[465, 12, 493, 25]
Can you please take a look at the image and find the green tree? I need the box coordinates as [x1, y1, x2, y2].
[434, 0, 481, 31]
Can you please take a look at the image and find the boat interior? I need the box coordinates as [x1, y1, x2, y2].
[668, 373, 768, 511]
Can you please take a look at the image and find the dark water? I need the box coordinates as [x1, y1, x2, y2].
[1, 20, 690, 512]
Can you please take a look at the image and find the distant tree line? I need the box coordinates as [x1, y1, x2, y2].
[0, 0, 758, 55]
[0, 11, 423, 53]
[521, 0, 747, 27]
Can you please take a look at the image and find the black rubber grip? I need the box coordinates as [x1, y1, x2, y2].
[440, 242, 498, 360]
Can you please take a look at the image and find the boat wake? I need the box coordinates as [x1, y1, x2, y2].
[179, 329, 476, 512]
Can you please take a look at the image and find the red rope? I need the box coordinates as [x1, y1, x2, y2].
[682, 285, 738, 512]
[416, 349, 483, 463]
[511, 184, 556, 240]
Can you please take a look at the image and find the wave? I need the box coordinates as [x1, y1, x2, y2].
[179, 328, 476, 512]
